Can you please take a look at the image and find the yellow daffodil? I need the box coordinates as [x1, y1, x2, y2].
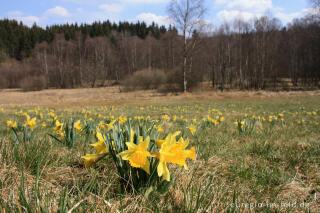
[153, 133, 196, 181]
[173, 115, 177, 121]
[156, 131, 181, 147]
[81, 153, 107, 168]
[74, 120, 82, 131]
[162, 115, 170, 121]
[27, 116, 37, 130]
[96, 130, 105, 141]
[118, 135, 152, 174]
[91, 141, 109, 154]
[157, 126, 164, 133]
[6, 120, 17, 128]
[54, 120, 63, 132]
[6, 120, 13, 127]
[188, 125, 196, 134]
[106, 120, 116, 130]
[12, 122, 17, 128]
[91, 131, 109, 154]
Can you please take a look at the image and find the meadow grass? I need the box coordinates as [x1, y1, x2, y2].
[0, 94, 319, 212]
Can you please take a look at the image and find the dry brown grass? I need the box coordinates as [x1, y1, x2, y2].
[0, 87, 319, 107]
[1, 88, 319, 212]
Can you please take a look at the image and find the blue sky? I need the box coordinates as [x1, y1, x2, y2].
[0, 0, 310, 28]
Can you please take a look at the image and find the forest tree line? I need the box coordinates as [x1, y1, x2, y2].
[0, 13, 319, 91]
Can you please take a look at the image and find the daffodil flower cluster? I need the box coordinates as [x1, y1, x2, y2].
[6, 120, 17, 128]
[54, 120, 64, 136]
[82, 131, 109, 168]
[234, 118, 256, 135]
[153, 132, 195, 181]
[73, 120, 82, 132]
[25, 115, 37, 130]
[81, 123, 196, 184]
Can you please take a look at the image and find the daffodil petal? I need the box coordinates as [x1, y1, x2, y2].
[157, 161, 170, 181]
[140, 136, 150, 149]
[141, 157, 150, 174]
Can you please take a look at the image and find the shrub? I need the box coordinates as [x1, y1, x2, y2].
[19, 76, 47, 91]
[122, 69, 166, 91]
[158, 66, 202, 93]
[157, 67, 183, 93]
[0, 64, 23, 88]
[186, 69, 203, 91]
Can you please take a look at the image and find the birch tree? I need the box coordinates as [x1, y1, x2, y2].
[167, 0, 206, 92]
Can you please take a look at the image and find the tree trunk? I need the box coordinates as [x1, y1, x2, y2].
[183, 30, 187, 92]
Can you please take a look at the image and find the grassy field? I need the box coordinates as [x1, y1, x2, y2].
[0, 88, 319, 212]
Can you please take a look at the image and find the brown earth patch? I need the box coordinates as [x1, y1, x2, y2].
[0, 87, 319, 107]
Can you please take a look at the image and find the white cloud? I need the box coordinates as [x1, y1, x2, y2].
[20, 16, 41, 25]
[215, 0, 272, 13]
[6, 11, 40, 26]
[275, 11, 302, 24]
[217, 10, 256, 22]
[214, 0, 273, 24]
[135, 13, 172, 26]
[61, 0, 169, 4]
[61, 8, 121, 25]
[9, 6, 70, 26]
[216, 8, 304, 25]
[215, 0, 228, 4]
[44, 6, 70, 17]
[99, 4, 124, 13]
[303, 7, 320, 16]
[60, 0, 96, 3]
[5, 5, 122, 27]
[214, 0, 311, 25]
[76, 8, 84, 13]
[7, 11, 23, 17]
[12, 16, 40, 26]
[121, 0, 169, 3]
[274, 7, 317, 24]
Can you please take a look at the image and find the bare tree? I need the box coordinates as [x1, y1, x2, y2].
[33, 42, 50, 88]
[308, 0, 320, 17]
[75, 32, 85, 86]
[160, 30, 181, 72]
[167, 0, 206, 92]
[309, 0, 320, 8]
